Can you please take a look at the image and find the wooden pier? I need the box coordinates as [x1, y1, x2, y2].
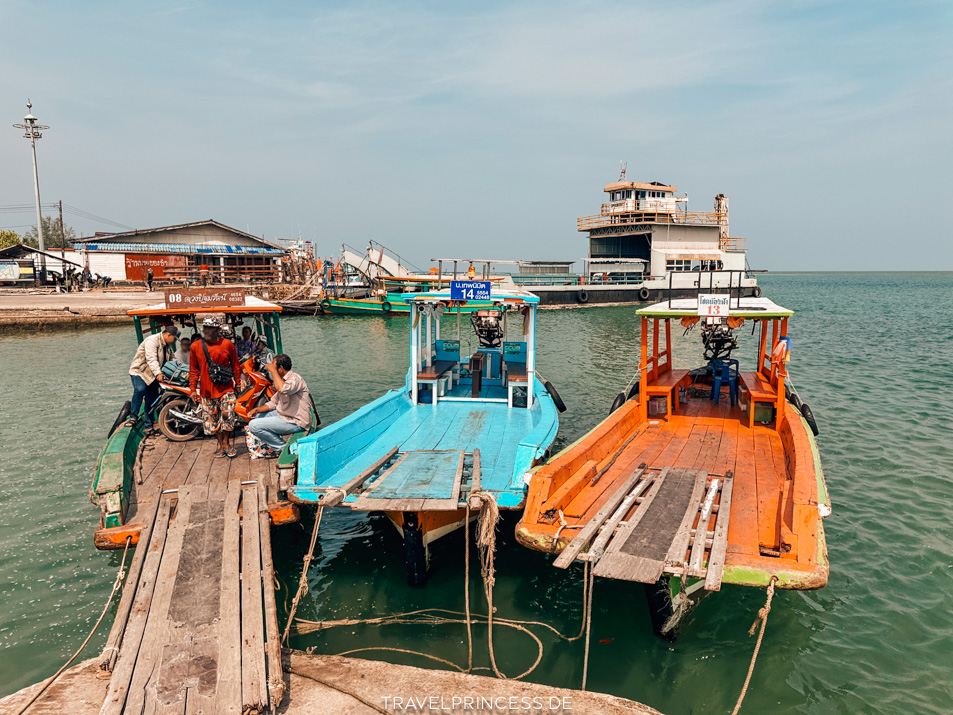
[96, 440, 286, 714]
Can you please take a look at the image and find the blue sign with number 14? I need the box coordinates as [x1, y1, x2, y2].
[450, 280, 491, 301]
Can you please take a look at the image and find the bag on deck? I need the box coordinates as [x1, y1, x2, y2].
[161, 359, 190, 386]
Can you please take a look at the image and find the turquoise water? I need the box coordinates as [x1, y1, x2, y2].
[1, 273, 952, 713]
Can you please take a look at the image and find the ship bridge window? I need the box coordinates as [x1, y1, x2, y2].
[666, 259, 724, 272]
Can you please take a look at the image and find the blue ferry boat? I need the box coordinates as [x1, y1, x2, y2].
[288, 286, 563, 582]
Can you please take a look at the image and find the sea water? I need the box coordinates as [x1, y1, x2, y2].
[1, 272, 951, 713]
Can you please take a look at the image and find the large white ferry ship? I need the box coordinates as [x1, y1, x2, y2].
[521, 168, 761, 306]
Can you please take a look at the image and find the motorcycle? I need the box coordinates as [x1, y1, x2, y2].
[155, 345, 277, 441]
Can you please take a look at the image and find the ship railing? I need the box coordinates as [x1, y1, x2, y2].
[720, 236, 747, 252]
[577, 210, 725, 231]
[666, 269, 749, 309]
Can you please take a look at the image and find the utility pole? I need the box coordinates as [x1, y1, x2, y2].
[59, 200, 69, 291]
[13, 100, 50, 284]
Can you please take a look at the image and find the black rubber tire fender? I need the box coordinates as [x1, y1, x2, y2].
[108, 401, 132, 438]
[609, 391, 626, 415]
[627, 381, 640, 401]
[542, 379, 568, 413]
[319, 298, 332, 312]
[752, 286, 762, 298]
[158, 398, 202, 442]
[381, 301, 392, 313]
[576, 290, 589, 304]
[800, 402, 819, 436]
[638, 286, 651, 301]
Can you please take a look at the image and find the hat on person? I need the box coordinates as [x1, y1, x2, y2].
[202, 317, 221, 328]
[162, 325, 181, 337]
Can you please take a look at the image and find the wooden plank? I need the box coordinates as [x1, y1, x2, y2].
[98, 489, 163, 675]
[100, 498, 172, 715]
[120, 488, 194, 715]
[705, 477, 734, 591]
[662, 471, 710, 569]
[240, 485, 268, 713]
[584, 477, 654, 562]
[540, 460, 597, 514]
[468, 449, 482, 501]
[258, 482, 285, 710]
[216, 479, 243, 714]
[687, 478, 722, 577]
[594, 468, 707, 583]
[552, 465, 647, 569]
[726, 425, 759, 557]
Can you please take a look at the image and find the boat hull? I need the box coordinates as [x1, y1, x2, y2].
[320, 296, 497, 316]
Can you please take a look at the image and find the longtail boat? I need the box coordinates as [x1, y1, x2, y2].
[289, 285, 564, 583]
[516, 292, 831, 638]
[90, 293, 317, 549]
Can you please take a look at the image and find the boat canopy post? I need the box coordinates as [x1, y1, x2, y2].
[133, 316, 144, 344]
[526, 304, 536, 409]
[639, 316, 649, 421]
[425, 308, 433, 368]
[411, 304, 419, 403]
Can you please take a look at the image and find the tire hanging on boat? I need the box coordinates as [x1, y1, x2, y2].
[107, 401, 132, 437]
[638, 286, 651, 301]
[752, 286, 762, 298]
[627, 381, 640, 401]
[800, 402, 819, 436]
[576, 290, 589, 304]
[543, 379, 567, 413]
[609, 391, 626, 414]
[319, 298, 331, 312]
[381, 301, 392, 313]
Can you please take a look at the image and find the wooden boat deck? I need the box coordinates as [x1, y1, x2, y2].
[94, 435, 299, 550]
[518, 391, 827, 590]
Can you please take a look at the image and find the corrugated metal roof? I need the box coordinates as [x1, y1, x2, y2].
[81, 242, 284, 255]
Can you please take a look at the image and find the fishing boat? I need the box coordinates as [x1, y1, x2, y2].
[516, 285, 830, 637]
[288, 283, 565, 583]
[319, 252, 512, 316]
[90, 291, 318, 549]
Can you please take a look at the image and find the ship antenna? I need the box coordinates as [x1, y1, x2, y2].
[619, 161, 627, 181]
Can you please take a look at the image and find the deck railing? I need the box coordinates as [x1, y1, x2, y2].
[577, 210, 725, 231]
[720, 236, 747, 252]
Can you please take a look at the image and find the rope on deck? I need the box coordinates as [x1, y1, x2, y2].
[14, 537, 133, 715]
[731, 575, 778, 715]
[282, 506, 324, 645]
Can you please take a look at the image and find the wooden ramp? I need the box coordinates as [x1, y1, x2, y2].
[99, 481, 282, 714]
[347, 449, 481, 511]
[555, 466, 734, 591]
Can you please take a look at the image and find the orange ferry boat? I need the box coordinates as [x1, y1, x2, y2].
[516, 290, 831, 638]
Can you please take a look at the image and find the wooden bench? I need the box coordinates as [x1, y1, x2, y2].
[644, 368, 690, 417]
[739, 371, 777, 428]
[416, 360, 457, 406]
[504, 362, 529, 408]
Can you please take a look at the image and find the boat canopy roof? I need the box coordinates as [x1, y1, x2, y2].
[128, 295, 283, 317]
[401, 288, 540, 305]
[637, 296, 793, 318]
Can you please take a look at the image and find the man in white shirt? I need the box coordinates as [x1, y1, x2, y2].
[247, 354, 312, 457]
[127, 325, 179, 434]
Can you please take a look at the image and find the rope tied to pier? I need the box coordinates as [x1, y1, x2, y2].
[282, 506, 324, 645]
[14, 537, 133, 715]
[731, 575, 778, 715]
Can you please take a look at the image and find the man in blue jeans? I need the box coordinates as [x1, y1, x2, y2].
[247, 354, 311, 457]
[126, 324, 179, 434]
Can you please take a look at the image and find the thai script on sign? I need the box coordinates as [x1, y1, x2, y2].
[450, 280, 491, 301]
[164, 288, 246, 309]
[697, 293, 730, 316]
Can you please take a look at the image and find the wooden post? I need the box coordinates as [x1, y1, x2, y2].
[665, 319, 672, 372]
[757, 319, 768, 378]
[640, 317, 649, 421]
[652, 318, 660, 380]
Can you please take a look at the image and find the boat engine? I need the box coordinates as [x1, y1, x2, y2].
[470, 310, 503, 348]
[701, 321, 738, 360]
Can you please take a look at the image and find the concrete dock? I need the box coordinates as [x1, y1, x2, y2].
[1, 651, 659, 714]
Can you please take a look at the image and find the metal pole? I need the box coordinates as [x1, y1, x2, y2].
[59, 200, 67, 290]
[30, 132, 47, 282]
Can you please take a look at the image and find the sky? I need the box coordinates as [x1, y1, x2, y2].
[0, 0, 950, 270]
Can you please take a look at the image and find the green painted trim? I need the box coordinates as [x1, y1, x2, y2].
[90, 420, 144, 528]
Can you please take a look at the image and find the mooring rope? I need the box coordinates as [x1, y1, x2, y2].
[730, 575, 778, 715]
[282, 506, 324, 645]
[14, 537, 133, 715]
[580, 561, 596, 691]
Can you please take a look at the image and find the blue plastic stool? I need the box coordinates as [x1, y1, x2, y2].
[710, 358, 739, 405]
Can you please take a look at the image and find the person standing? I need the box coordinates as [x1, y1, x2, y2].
[189, 317, 243, 457]
[146, 267, 154, 292]
[200, 263, 209, 287]
[247, 354, 311, 457]
[127, 325, 179, 435]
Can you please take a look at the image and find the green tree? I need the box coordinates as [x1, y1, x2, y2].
[22, 215, 76, 249]
[0, 230, 21, 249]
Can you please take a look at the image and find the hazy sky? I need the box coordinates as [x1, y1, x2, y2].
[1, 1, 949, 270]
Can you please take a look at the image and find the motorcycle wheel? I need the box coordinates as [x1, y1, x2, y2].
[158, 398, 202, 442]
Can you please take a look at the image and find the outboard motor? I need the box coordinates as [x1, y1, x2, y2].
[701, 322, 738, 360]
[470, 310, 503, 348]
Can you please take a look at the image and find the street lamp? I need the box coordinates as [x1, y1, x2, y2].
[13, 100, 50, 284]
